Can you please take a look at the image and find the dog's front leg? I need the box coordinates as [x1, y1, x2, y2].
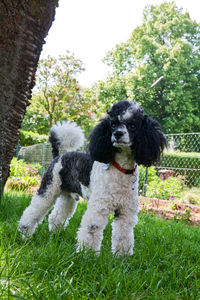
[112, 209, 138, 256]
[77, 201, 110, 254]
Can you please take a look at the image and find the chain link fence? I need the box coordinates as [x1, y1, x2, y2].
[18, 133, 200, 188]
[156, 133, 200, 187]
[18, 143, 65, 175]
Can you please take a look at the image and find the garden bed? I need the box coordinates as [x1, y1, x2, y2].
[139, 196, 200, 225]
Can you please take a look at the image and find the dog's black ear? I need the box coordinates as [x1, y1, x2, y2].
[89, 118, 116, 163]
[133, 115, 167, 167]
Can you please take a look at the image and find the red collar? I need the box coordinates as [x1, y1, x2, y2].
[111, 160, 137, 175]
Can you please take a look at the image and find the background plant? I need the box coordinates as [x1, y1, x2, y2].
[139, 166, 158, 194]
[5, 158, 41, 192]
[146, 175, 183, 200]
[20, 130, 48, 146]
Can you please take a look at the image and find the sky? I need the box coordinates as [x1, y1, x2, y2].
[41, 0, 200, 87]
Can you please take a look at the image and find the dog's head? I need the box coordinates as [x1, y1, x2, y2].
[89, 100, 167, 166]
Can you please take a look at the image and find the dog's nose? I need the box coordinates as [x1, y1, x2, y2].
[114, 130, 124, 140]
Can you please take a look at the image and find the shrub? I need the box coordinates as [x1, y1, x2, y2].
[182, 187, 200, 205]
[20, 130, 48, 146]
[5, 158, 41, 192]
[146, 176, 183, 200]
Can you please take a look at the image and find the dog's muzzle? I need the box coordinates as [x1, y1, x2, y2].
[111, 129, 131, 146]
[113, 130, 124, 140]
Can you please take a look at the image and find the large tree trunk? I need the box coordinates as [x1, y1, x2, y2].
[0, 0, 58, 197]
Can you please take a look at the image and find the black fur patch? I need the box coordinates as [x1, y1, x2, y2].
[114, 209, 121, 218]
[132, 115, 167, 166]
[37, 156, 60, 195]
[59, 152, 94, 195]
[89, 118, 117, 163]
[49, 130, 61, 159]
[107, 100, 143, 120]
[88, 224, 99, 233]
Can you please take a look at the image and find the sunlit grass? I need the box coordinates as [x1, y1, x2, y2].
[1, 191, 200, 299]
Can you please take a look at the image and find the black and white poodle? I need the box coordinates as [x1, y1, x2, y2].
[19, 100, 166, 255]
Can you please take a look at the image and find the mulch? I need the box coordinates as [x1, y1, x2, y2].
[139, 196, 200, 226]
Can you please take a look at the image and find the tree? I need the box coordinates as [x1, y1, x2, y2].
[22, 95, 49, 135]
[23, 54, 104, 137]
[102, 1, 200, 133]
[0, 0, 58, 197]
[33, 53, 84, 128]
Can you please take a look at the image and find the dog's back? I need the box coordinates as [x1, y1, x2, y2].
[59, 151, 93, 196]
[39, 121, 94, 198]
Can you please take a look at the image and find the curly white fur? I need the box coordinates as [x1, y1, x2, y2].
[51, 121, 85, 151]
[77, 160, 139, 255]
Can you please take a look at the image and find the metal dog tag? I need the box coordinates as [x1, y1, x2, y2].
[102, 163, 110, 170]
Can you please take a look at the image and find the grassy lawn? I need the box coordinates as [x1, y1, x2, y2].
[1, 192, 200, 299]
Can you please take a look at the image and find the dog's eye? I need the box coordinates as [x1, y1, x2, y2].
[128, 123, 136, 130]
[111, 123, 117, 129]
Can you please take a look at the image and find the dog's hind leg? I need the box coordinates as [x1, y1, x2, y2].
[18, 159, 62, 237]
[48, 192, 78, 232]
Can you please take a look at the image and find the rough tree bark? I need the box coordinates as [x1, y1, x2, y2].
[0, 0, 58, 197]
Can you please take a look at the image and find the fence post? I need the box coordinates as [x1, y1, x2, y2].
[41, 143, 48, 175]
[143, 167, 148, 196]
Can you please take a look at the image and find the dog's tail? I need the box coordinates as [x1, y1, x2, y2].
[49, 121, 85, 159]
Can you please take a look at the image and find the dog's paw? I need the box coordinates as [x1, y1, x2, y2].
[48, 222, 62, 232]
[112, 248, 133, 257]
[18, 224, 33, 239]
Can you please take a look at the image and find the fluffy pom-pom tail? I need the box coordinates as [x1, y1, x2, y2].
[49, 121, 85, 158]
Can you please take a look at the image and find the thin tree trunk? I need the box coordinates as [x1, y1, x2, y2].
[0, 0, 58, 197]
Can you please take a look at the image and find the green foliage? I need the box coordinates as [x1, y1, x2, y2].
[173, 208, 192, 224]
[70, 87, 103, 136]
[139, 165, 184, 199]
[95, 77, 128, 109]
[5, 158, 41, 192]
[35, 53, 85, 128]
[139, 166, 157, 193]
[168, 134, 200, 152]
[20, 130, 48, 146]
[158, 151, 200, 187]
[182, 187, 200, 205]
[160, 151, 200, 165]
[1, 192, 200, 298]
[146, 175, 183, 200]
[22, 53, 104, 136]
[100, 1, 200, 133]
[22, 97, 49, 135]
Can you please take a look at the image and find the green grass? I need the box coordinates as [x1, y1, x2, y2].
[1, 192, 200, 299]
